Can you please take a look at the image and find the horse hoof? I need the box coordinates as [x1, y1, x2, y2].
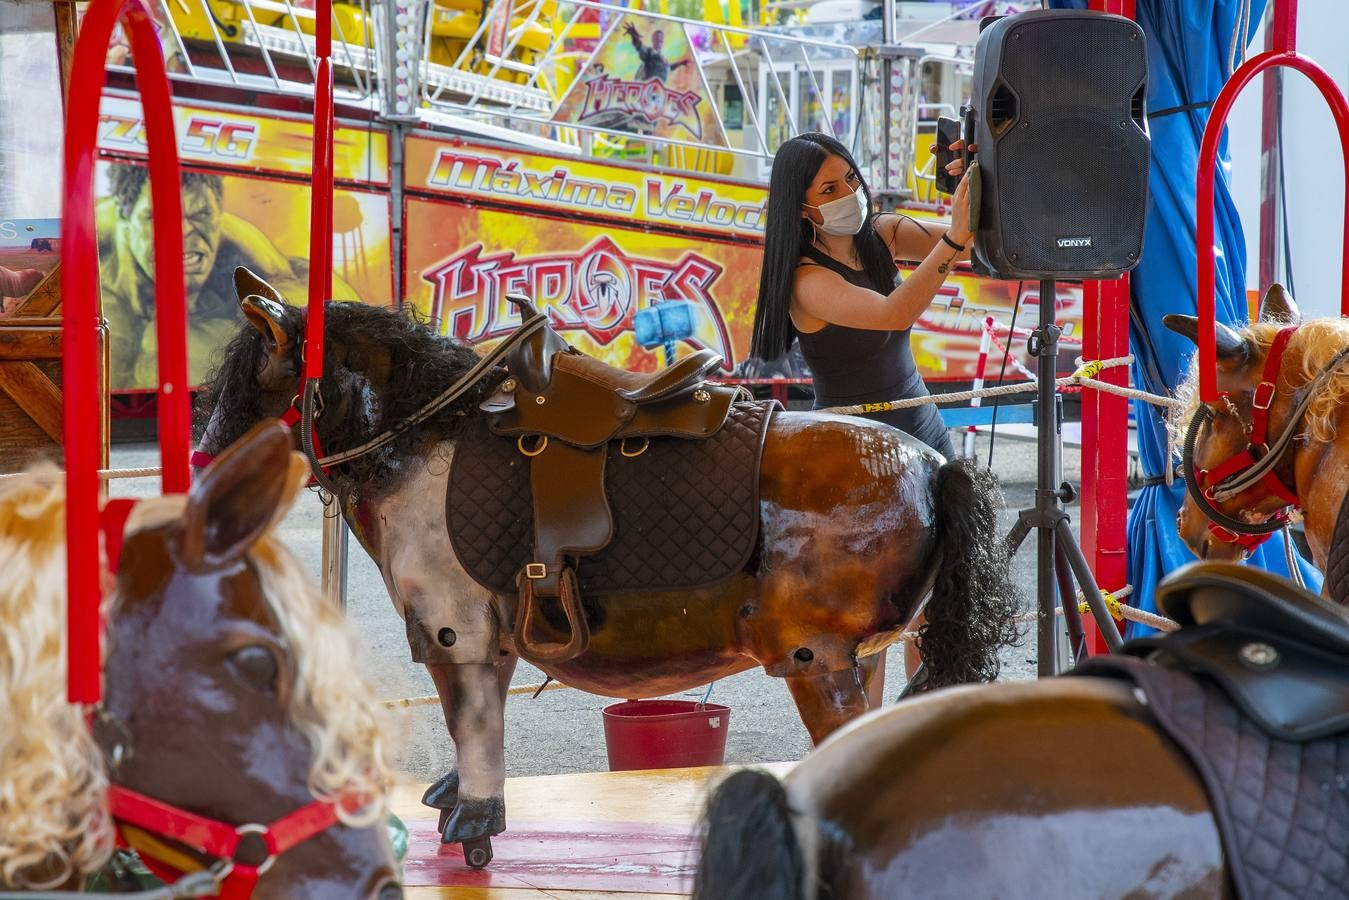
[437, 808, 451, 835]
[464, 838, 493, 869]
[422, 770, 460, 811]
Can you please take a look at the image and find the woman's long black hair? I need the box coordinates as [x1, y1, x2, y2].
[749, 132, 895, 361]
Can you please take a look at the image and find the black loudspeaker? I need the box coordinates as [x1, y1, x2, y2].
[968, 10, 1150, 279]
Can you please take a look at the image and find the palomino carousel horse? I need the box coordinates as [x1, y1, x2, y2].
[1166, 284, 1349, 598]
[0, 422, 401, 898]
[191, 267, 1024, 864]
[695, 561, 1349, 899]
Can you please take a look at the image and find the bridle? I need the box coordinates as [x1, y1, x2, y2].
[71, 502, 367, 900]
[103, 782, 365, 899]
[1183, 324, 1349, 555]
[190, 298, 549, 495]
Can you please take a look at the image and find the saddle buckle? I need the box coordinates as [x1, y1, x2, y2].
[525, 563, 548, 580]
[1252, 381, 1276, 410]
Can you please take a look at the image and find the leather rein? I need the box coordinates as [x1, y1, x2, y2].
[1183, 324, 1349, 554]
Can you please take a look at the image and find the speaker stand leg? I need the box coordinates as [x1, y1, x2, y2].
[1004, 279, 1125, 676]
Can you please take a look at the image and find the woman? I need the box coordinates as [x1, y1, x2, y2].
[750, 131, 973, 459]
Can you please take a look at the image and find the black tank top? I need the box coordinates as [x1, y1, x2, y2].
[795, 245, 953, 458]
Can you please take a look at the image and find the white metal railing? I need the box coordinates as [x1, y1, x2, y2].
[908, 52, 973, 204]
[98, 0, 988, 187]
[405, 0, 861, 180]
[106, 0, 379, 107]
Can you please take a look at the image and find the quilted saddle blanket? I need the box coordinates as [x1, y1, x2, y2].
[446, 400, 777, 596]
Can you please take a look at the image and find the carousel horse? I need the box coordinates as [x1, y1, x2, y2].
[694, 560, 1349, 900]
[190, 267, 1023, 864]
[1166, 283, 1349, 602]
[0, 421, 401, 897]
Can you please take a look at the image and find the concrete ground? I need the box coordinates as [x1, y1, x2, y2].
[108, 429, 1086, 783]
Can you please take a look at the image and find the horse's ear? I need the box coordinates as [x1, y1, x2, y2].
[234, 266, 285, 305]
[1258, 283, 1302, 324]
[180, 420, 302, 569]
[241, 294, 293, 355]
[1162, 314, 1252, 366]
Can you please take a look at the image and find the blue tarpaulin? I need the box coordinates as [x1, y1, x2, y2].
[1048, 0, 1321, 632]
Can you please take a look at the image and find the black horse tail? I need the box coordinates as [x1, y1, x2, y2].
[692, 770, 805, 900]
[918, 457, 1023, 690]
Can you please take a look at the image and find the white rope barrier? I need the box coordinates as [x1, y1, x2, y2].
[0, 354, 1181, 489]
[383, 679, 572, 709]
[1008, 584, 1179, 633]
[0, 465, 164, 482]
[820, 355, 1184, 416]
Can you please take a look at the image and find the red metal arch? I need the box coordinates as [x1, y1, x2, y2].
[63, 0, 337, 702]
[1196, 4, 1349, 402]
[63, 0, 190, 702]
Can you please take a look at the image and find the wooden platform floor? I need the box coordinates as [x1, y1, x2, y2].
[393, 763, 793, 898]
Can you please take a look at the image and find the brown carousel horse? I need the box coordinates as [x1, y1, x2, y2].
[191, 267, 1023, 863]
[0, 422, 401, 897]
[1165, 284, 1349, 597]
[695, 560, 1349, 899]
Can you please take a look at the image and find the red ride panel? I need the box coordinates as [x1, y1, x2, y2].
[401, 817, 699, 893]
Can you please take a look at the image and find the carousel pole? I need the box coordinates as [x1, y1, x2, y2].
[63, 0, 189, 701]
[307, 0, 349, 608]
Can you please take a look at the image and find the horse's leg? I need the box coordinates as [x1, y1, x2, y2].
[356, 453, 511, 853]
[422, 654, 517, 824]
[784, 654, 883, 744]
[427, 661, 508, 850]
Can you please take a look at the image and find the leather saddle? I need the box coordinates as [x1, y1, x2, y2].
[480, 294, 741, 665]
[1135, 561, 1349, 742]
[1075, 563, 1349, 900]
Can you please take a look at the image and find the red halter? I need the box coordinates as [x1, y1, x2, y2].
[107, 784, 359, 898]
[1192, 325, 1302, 550]
[190, 398, 325, 482]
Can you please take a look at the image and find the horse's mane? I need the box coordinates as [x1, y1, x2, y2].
[0, 468, 112, 889]
[0, 468, 390, 889]
[195, 301, 500, 493]
[245, 530, 393, 821]
[1170, 317, 1349, 453]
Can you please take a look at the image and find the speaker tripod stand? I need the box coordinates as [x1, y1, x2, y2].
[1004, 278, 1125, 675]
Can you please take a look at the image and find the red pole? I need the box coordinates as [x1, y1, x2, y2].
[303, 0, 335, 382]
[1078, 0, 1131, 653]
[304, 57, 335, 381]
[1258, 5, 1279, 292]
[1197, 49, 1349, 402]
[1271, 0, 1297, 52]
[63, 0, 189, 702]
[316, 0, 332, 59]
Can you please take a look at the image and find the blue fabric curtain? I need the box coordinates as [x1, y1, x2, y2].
[1048, 0, 1321, 634]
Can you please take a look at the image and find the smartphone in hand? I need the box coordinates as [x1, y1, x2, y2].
[934, 115, 963, 195]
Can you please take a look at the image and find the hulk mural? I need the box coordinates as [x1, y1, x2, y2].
[96, 163, 382, 391]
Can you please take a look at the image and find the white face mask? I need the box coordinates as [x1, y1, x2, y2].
[804, 188, 867, 236]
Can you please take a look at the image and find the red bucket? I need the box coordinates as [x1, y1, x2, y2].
[601, 700, 730, 771]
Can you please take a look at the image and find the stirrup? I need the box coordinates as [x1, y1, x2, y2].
[513, 566, 590, 664]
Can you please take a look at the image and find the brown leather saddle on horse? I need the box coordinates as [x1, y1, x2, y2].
[447, 295, 777, 666]
[1075, 563, 1349, 900]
